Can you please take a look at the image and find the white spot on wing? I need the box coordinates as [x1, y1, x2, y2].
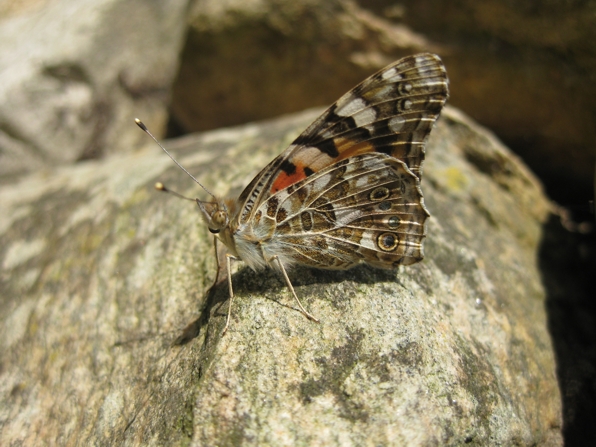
[382, 74, 404, 83]
[415, 55, 437, 74]
[292, 146, 333, 171]
[275, 189, 292, 204]
[336, 97, 366, 117]
[388, 116, 406, 133]
[355, 175, 375, 188]
[415, 54, 429, 65]
[377, 84, 394, 97]
[381, 67, 400, 80]
[352, 107, 377, 127]
[359, 233, 377, 250]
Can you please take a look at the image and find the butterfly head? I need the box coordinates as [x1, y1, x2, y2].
[196, 199, 230, 234]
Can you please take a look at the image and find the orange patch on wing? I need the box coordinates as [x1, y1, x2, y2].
[335, 138, 376, 160]
[271, 164, 308, 193]
[270, 138, 375, 194]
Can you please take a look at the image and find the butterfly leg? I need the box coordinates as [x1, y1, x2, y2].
[221, 253, 239, 335]
[272, 256, 320, 323]
[208, 237, 222, 293]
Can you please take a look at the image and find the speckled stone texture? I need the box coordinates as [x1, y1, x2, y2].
[0, 107, 562, 446]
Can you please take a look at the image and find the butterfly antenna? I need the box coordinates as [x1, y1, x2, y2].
[135, 118, 216, 198]
[154, 182, 196, 201]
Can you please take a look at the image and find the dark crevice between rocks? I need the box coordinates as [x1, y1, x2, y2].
[539, 212, 596, 446]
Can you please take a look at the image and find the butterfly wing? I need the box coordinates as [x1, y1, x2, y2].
[234, 53, 448, 226]
[253, 152, 429, 269]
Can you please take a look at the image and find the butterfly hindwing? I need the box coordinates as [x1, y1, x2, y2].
[253, 153, 429, 269]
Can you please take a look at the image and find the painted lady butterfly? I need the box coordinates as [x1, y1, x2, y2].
[137, 53, 449, 334]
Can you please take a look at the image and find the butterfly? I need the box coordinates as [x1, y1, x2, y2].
[137, 53, 449, 335]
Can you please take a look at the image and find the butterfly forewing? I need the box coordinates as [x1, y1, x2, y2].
[292, 53, 448, 179]
[235, 53, 448, 227]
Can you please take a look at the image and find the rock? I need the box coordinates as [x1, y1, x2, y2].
[0, 0, 190, 179]
[0, 106, 563, 445]
[365, 0, 596, 211]
[169, 0, 595, 213]
[170, 0, 442, 133]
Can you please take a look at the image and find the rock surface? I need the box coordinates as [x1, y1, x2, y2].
[0, 106, 563, 445]
[170, 0, 442, 133]
[0, 0, 190, 179]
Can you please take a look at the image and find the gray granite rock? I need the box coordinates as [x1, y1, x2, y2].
[0, 0, 190, 179]
[0, 107, 562, 445]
